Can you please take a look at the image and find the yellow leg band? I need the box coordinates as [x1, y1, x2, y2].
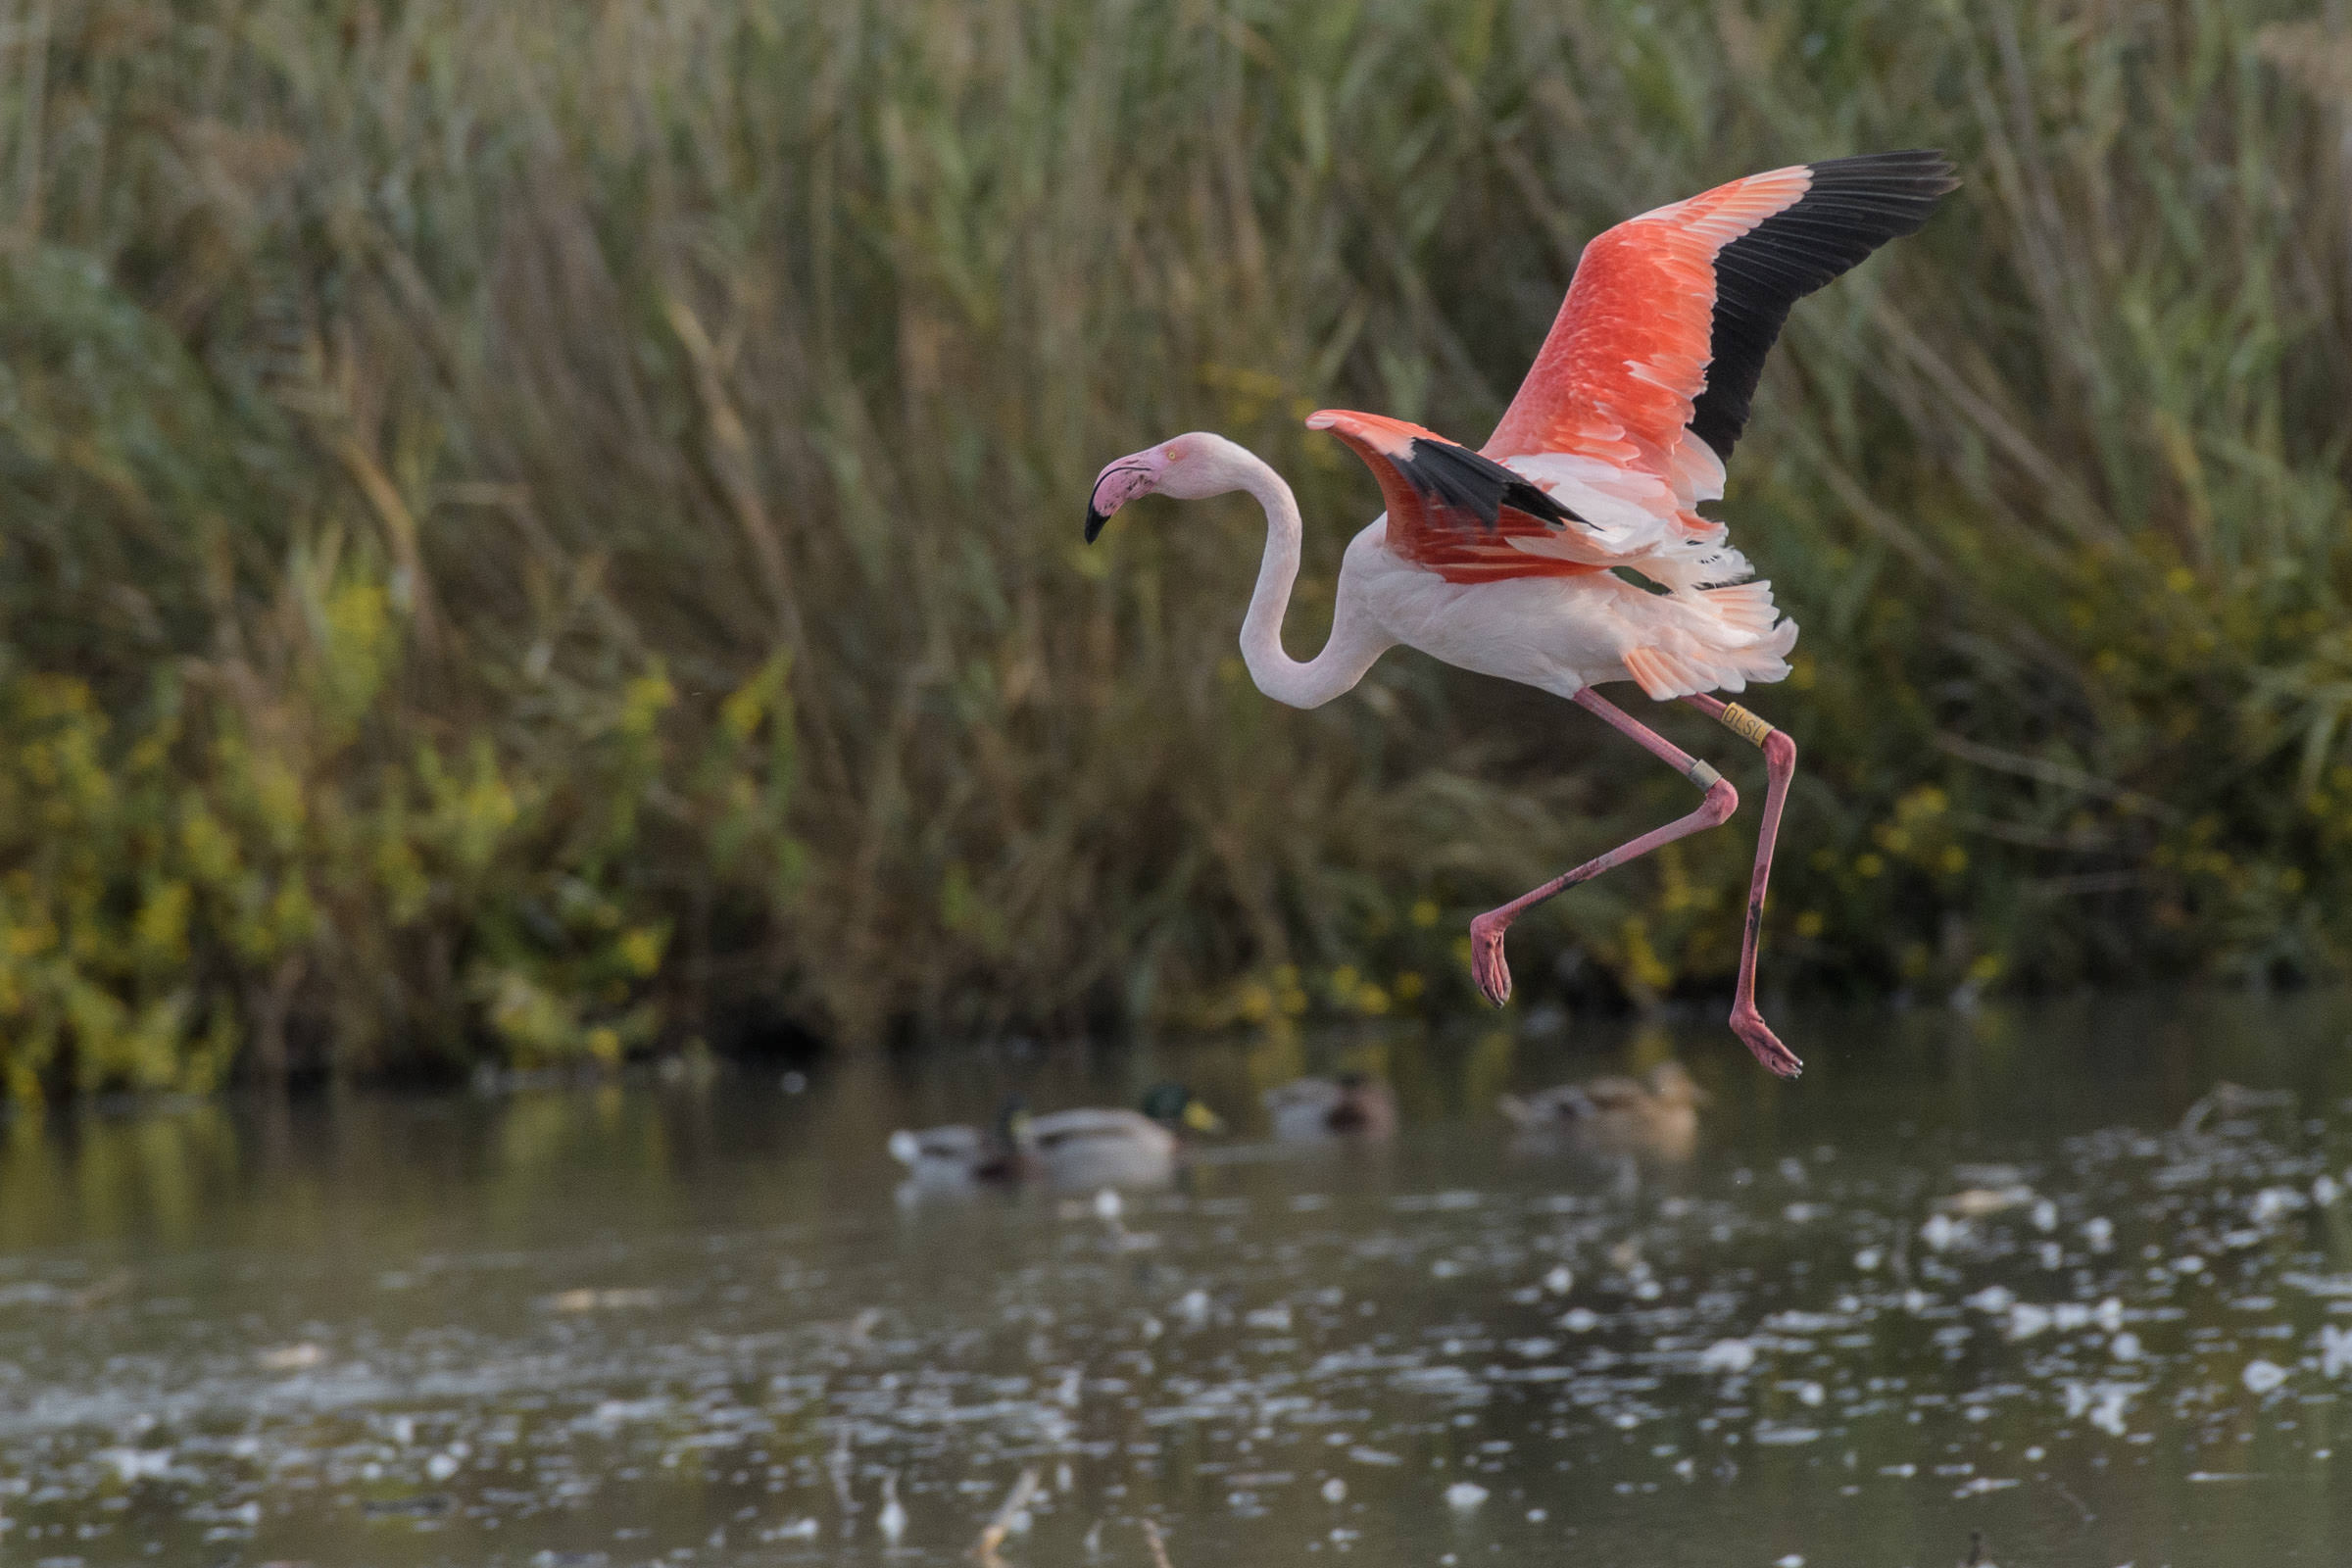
[1717, 703, 1775, 748]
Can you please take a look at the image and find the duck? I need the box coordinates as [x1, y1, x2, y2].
[888, 1096, 1035, 1191]
[2178, 1081, 2294, 1135]
[888, 1083, 1222, 1191]
[1263, 1071, 1398, 1141]
[1024, 1083, 1224, 1189]
[1498, 1061, 1706, 1161]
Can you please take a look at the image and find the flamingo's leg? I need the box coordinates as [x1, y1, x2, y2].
[1468, 688, 1737, 1011]
[1466, 687, 1804, 1080]
[1680, 694, 1801, 1079]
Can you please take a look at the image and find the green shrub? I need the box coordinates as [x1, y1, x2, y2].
[1, 0, 2349, 1089]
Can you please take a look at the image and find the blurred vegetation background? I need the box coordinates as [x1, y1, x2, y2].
[1, 0, 2348, 1095]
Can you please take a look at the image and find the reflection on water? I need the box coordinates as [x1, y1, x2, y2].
[3, 994, 2350, 1566]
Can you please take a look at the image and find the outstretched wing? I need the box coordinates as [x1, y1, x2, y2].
[1305, 409, 1609, 584]
[1484, 151, 1957, 503]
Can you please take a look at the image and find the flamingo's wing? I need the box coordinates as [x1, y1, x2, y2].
[1484, 151, 1956, 503]
[1306, 409, 1611, 584]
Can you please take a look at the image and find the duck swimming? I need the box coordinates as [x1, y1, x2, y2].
[889, 1083, 1222, 1191]
[1026, 1083, 1223, 1189]
[1263, 1071, 1398, 1141]
[1498, 1061, 1706, 1162]
[888, 1097, 1034, 1190]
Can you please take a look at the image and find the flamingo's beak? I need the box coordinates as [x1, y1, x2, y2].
[1085, 451, 1166, 543]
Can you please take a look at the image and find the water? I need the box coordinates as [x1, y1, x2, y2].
[6, 993, 2351, 1567]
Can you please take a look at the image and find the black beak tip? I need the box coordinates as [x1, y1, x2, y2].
[1084, 506, 1108, 544]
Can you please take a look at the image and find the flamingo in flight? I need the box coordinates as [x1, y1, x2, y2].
[1085, 152, 1956, 1077]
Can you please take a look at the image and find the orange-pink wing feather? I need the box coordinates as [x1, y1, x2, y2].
[1305, 410, 1606, 585]
[1484, 152, 1957, 505]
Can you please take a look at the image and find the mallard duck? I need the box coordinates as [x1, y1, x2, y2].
[1263, 1071, 1397, 1141]
[1025, 1083, 1223, 1189]
[889, 1084, 1222, 1191]
[889, 1097, 1034, 1190]
[1498, 1061, 1706, 1161]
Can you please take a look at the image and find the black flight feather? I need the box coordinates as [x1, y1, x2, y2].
[1688, 149, 1958, 464]
[1392, 437, 1585, 533]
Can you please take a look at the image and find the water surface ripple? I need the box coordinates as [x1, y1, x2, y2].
[4, 995, 2349, 1565]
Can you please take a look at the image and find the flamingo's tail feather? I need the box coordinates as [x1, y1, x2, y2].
[1621, 598, 1798, 700]
[1700, 580, 1782, 638]
[1622, 646, 1698, 701]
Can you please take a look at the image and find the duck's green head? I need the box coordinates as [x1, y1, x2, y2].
[1140, 1082, 1224, 1135]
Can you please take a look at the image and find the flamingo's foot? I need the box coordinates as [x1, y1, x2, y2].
[1469, 913, 1513, 1007]
[1730, 1004, 1802, 1078]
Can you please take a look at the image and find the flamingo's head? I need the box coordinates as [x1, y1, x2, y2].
[1084, 433, 1250, 542]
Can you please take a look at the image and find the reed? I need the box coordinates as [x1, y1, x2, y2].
[0, 0, 2345, 1089]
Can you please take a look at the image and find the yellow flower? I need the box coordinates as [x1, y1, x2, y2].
[616, 926, 667, 977]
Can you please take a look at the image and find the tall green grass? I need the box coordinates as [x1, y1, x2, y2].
[0, 0, 2347, 1090]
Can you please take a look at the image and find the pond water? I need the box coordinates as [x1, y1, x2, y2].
[5, 993, 2351, 1567]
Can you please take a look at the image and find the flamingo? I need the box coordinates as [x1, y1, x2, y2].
[1084, 152, 1957, 1077]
